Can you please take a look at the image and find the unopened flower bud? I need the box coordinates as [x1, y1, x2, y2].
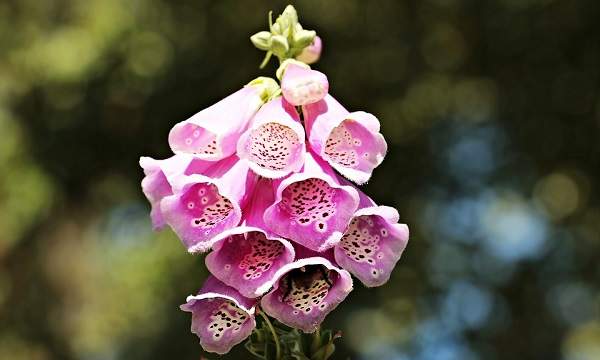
[250, 31, 272, 51]
[270, 34, 289, 58]
[296, 35, 322, 64]
[293, 29, 316, 52]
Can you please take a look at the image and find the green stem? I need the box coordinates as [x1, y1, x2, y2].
[258, 308, 281, 360]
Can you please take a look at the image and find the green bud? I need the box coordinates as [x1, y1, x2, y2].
[281, 5, 298, 26]
[247, 76, 281, 102]
[270, 34, 289, 58]
[250, 31, 272, 51]
[270, 21, 281, 35]
[293, 29, 316, 50]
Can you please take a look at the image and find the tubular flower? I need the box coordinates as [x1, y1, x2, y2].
[264, 151, 359, 252]
[295, 35, 322, 64]
[181, 276, 258, 354]
[281, 62, 329, 106]
[205, 179, 296, 298]
[142, 6, 410, 356]
[260, 251, 353, 333]
[139, 154, 212, 230]
[303, 94, 388, 185]
[237, 96, 306, 178]
[169, 84, 266, 160]
[161, 156, 256, 253]
[333, 189, 409, 287]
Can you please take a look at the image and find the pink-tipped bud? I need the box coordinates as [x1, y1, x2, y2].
[295, 36, 322, 64]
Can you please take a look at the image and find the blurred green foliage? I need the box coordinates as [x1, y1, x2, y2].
[1, 0, 599, 359]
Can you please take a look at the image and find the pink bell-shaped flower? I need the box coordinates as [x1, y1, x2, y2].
[161, 156, 256, 253]
[169, 84, 265, 160]
[180, 276, 258, 354]
[264, 151, 359, 252]
[333, 187, 409, 287]
[205, 178, 295, 298]
[303, 95, 388, 185]
[237, 96, 306, 178]
[260, 246, 353, 333]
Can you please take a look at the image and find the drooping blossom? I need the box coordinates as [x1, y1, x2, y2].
[333, 188, 409, 287]
[303, 94, 388, 185]
[205, 178, 295, 298]
[281, 62, 329, 106]
[295, 35, 322, 64]
[161, 156, 256, 253]
[237, 97, 306, 178]
[264, 151, 359, 252]
[181, 276, 257, 354]
[169, 82, 269, 160]
[140, 154, 214, 230]
[260, 246, 353, 333]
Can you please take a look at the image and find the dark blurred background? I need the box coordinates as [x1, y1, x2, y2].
[1, 0, 599, 359]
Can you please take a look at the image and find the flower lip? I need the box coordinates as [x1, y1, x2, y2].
[181, 276, 258, 354]
[161, 157, 254, 254]
[237, 97, 306, 179]
[264, 151, 359, 252]
[140, 154, 199, 230]
[334, 204, 409, 287]
[206, 225, 296, 298]
[260, 256, 353, 333]
[303, 95, 388, 185]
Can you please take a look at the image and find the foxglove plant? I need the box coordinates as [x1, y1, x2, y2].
[140, 5, 409, 359]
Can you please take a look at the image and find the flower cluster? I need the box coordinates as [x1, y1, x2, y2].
[140, 6, 409, 356]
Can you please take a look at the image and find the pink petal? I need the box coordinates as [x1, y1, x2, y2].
[260, 256, 353, 333]
[237, 97, 306, 179]
[206, 227, 295, 298]
[139, 155, 197, 230]
[169, 86, 263, 160]
[181, 276, 257, 355]
[264, 151, 359, 252]
[303, 95, 388, 185]
[161, 156, 256, 253]
[281, 63, 329, 106]
[206, 178, 295, 298]
[333, 189, 409, 287]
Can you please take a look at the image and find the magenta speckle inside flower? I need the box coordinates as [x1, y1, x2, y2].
[279, 265, 333, 314]
[325, 119, 378, 170]
[207, 301, 249, 340]
[279, 178, 337, 233]
[247, 122, 300, 172]
[239, 232, 285, 280]
[182, 183, 234, 229]
[339, 216, 383, 267]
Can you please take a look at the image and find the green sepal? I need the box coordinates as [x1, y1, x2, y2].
[251, 31, 272, 51]
[270, 35, 290, 59]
